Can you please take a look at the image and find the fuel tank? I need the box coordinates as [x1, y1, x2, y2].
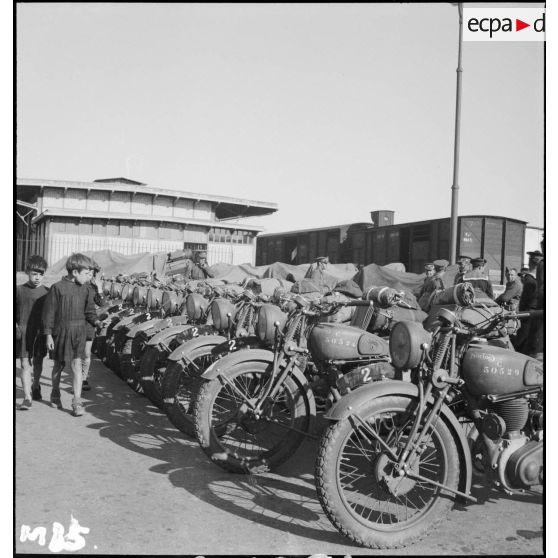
[309, 323, 389, 361]
[462, 343, 543, 396]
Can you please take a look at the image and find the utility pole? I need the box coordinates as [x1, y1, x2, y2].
[449, 2, 463, 265]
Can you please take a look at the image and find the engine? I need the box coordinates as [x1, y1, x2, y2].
[478, 394, 543, 491]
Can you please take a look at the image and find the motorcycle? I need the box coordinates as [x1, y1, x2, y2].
[160, 289, 275, 436]
[193, 297, 394, 474]
[314, 305, 543, 548]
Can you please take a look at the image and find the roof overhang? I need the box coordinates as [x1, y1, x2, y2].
[17, 178, 278, 220]
[31, 208, 264, 232]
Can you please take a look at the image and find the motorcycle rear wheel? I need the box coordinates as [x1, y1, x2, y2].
[194, 360, 312, 474]
[315, 395, 459, 549]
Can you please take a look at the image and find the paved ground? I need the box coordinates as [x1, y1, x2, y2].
[15, 357, 544, 555]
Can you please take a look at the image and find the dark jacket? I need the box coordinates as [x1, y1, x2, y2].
[519, 272, 537, 311]
[495, 277, 523, 310]
[462, 269, 494, 299]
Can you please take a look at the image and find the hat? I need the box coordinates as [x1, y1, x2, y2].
[527, 250, 544, 259]
[316, 256, 329, 263]
[457, 255, 471, 262]
[333, 279, 363, 298]
[424, 263, 435, 271]
[471, 257, 487, 267]
[196, 251, 208, 259]
[433, 259, 449, 270]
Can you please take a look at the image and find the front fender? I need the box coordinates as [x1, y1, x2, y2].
[126, 318, 164, 338]
[200, 349, 316, 426]
[325, 379, 473, 499]
[168, 334, 227, 362]
[201, 348, 274, 380]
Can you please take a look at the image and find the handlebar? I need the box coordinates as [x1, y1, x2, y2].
[298, 298, 373, 317]
[453, 307, 543, 336]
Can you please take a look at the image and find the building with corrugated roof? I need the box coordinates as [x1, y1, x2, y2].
[16, 177, 278, 269]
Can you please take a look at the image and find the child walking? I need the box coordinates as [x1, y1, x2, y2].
[42, 253, 102, 417]
[82, 261, 104, 391]
[16, 255, 49, 410]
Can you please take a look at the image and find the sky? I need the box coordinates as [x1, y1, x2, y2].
[16, 3, 544, 233]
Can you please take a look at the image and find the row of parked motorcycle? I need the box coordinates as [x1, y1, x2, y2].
[93, 274, 543, 549]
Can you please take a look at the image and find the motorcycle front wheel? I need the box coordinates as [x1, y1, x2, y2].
[162, 347, 221, 437]
[315, 395, 459, 549]
[194, 360, 312, 474]
[139, 345, 170, 408]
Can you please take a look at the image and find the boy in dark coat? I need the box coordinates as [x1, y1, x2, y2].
[16, 255, 49, 409]
[82, 261, 104, 391]
[42, 254, 103, 416]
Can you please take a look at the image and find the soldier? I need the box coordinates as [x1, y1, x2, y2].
[495, 267, 523, 311]
[518, 251, 542, 311]
[417, 261, 446, 312]
[453, 255, 472, 285]
[462, 257, 494, 299]
[433, 259, 448, 287]
[516, 249, 544, 356]
[189, 251, 214, 280]
[304, 256, 330, 290]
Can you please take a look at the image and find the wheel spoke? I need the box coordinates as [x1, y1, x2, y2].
[336, 405, 449, 528]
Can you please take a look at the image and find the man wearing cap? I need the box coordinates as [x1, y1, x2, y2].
[414, 262, 434, 299]
[417, 261, 446, 312]
[453, 255, 472, 286]
[495, 267, 523, 311]
[304, 256, 331, 290]
[462, 257, 494, 299]
[516, 249, 544, 356]
[518, 251, 542, 311]
[189, 251, 214, 280]
[532, 241, 544, 360]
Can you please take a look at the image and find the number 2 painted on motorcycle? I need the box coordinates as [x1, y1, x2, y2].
[361, 368, 371, 383]
[191, 327, 199, 338]
[228, 339, 237, 352]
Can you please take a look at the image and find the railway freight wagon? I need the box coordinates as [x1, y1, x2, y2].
[256, 214, 527, 285]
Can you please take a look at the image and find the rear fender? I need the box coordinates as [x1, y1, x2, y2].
[126, 318, 164, 338]
[325, 379, 472, 499]
[168, 334, 227, 362]
[113, 312, 145, 331]
[174, 324, 218, 345]
[147, 324, 195, 346]
[115, 311, 157, 331]
[213, 336, 262, 356]
[201, 348, 274, 379]
[167, 315, 192, 326]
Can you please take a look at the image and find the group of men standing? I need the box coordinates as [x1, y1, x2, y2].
[416, 247, 544, 359]
[417, 255, 495, 311]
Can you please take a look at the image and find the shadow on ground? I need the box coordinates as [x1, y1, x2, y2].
[80, 359, 353, 546]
